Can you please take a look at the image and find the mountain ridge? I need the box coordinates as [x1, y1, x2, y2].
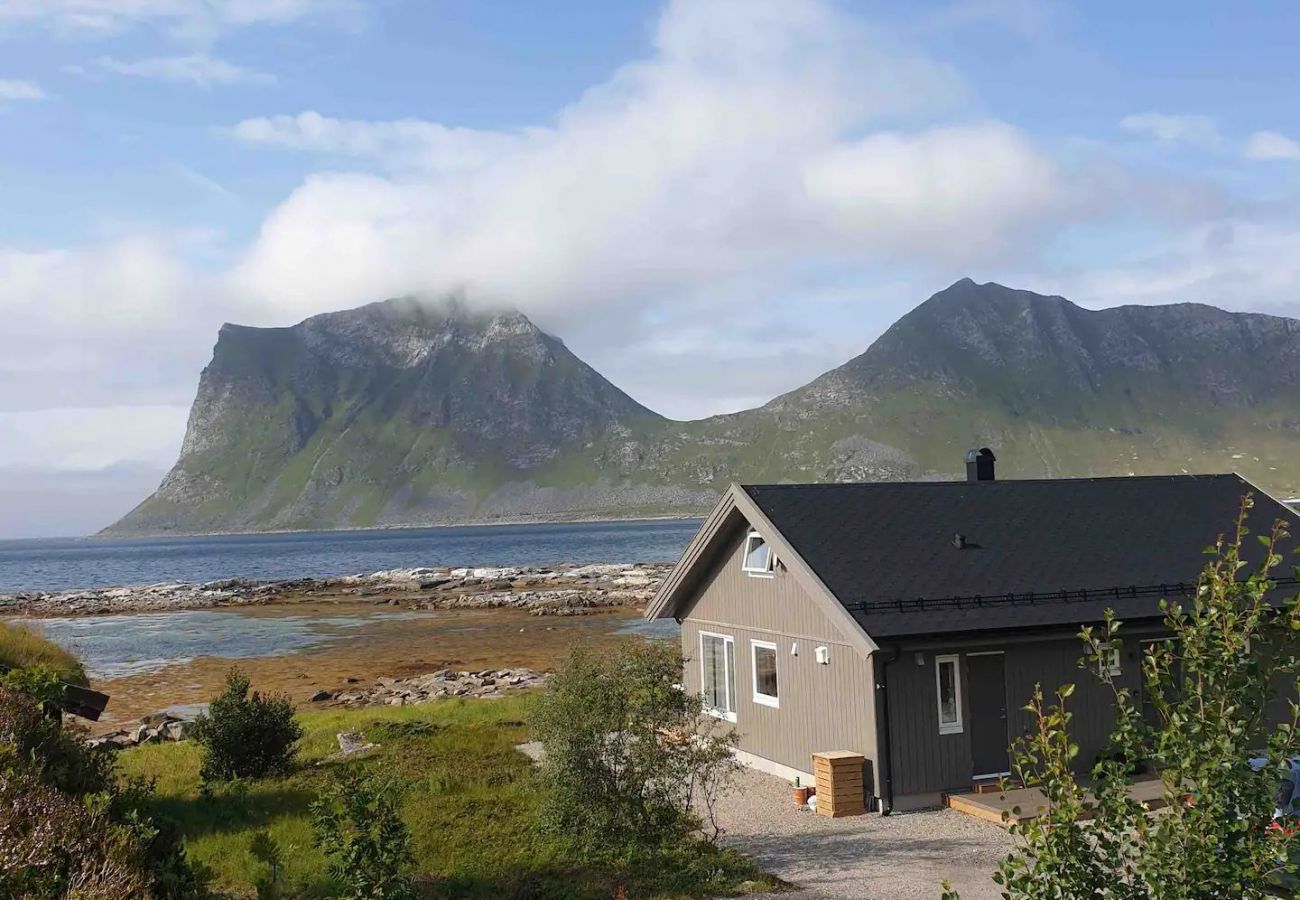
[105, 280, 1300, 535]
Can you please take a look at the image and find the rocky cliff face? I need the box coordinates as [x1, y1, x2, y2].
[106, 282, 1300, 535]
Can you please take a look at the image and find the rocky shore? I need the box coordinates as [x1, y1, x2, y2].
[2, 562, 670, 618]
[88, 667, 549, 750]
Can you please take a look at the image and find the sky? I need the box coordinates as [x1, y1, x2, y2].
[2, 0, 1300, 538]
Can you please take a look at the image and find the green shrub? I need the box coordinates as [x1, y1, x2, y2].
[249, 830, 286, 900]
[530, 640, 739, 858]
[951, 495, 1300, 898]
[0, 686, 206, 898]
[310, 770, 416, 900]
[193, 668, 303, 783]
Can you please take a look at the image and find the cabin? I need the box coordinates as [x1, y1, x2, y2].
[645, 451, 1299, 812]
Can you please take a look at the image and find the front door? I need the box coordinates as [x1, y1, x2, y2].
[967, 653, 1009, 777]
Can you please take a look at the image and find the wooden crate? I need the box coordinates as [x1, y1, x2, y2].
[812, 750, 866, 817]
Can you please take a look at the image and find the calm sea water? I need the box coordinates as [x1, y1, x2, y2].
[0, 519, 701, 593]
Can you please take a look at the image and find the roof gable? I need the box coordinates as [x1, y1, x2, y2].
[646, 484, 878, 656]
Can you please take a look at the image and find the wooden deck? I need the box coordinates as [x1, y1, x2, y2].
[948, 778, 1168, 826]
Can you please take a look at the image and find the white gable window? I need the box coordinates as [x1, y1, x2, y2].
[742, 531, 775, 576]
[700, 632, 737, 721]
[936, 654, 963, 735]
[751, 640, 779, 708]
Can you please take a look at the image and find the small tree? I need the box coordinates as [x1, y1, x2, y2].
[963, 495, 1300, 898]
[193, 668, 303, 783]
[530, 640, 740, 858]
[310, 771, 416, 900]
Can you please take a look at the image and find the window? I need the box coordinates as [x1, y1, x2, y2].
[742, 531, 775, 576]
[751, 640, 779, 707]
[1095, 645, 1122, 677]
[936, 654, 963, 734]
[700, 632, 737, 721]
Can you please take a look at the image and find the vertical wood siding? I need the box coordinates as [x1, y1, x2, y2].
[679, 525, 877, 783]
[887, 636, 1146, 798]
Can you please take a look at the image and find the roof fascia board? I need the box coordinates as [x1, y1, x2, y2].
[1233, 471, 1300, 529]
[644, 487, 739, 620]
[731, 485, 880, 657]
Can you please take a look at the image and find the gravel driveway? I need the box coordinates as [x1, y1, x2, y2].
[710, 769, 1016, 899]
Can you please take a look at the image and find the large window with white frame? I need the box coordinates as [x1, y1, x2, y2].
[935, 654, 963, 735]
[700, 632, 737, 721]
[751, 639, 779, 708]
[742, 531, 775, 576]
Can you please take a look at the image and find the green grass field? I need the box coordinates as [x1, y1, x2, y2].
[0, 621, 87, 684]
[118, 694, 772, 899]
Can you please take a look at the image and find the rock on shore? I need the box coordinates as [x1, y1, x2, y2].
[87, 668, 548, 749]
[1, 562, 671, 618]
[317, 667, 548, 708]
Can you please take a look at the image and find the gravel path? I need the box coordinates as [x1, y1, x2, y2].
[710, 768, 1017, 899]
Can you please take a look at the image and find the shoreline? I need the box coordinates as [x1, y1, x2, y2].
[86, 511, 704, 542]
[2, 561, 672, 620]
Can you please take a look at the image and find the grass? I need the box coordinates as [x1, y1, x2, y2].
[119, 694, 774, 899]
[0, 621, 87, 684]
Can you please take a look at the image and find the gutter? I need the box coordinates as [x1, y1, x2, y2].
[874, 645, 900, 816]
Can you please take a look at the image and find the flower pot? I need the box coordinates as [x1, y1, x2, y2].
[793, 785, 812, 806]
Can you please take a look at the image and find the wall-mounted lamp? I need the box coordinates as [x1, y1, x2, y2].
[915, 652, 926, 667]
[814, 646, 830, 665]
[790, 642, 798, 657]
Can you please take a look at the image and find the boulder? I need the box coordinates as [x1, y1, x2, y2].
[309, 690, 332, 702]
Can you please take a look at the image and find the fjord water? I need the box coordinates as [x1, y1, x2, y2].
[0, 518, 701, 593]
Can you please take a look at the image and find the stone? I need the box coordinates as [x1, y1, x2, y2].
[164, 720, 193, 741]
[309, 690, 332, 702]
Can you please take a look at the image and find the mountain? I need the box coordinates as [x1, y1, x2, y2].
[106, 281, 1300, 535]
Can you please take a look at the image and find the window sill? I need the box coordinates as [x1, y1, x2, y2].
[938, 724, 963, 736]
[706, 708, 737, 723]
[752, 694, 779, 709]
[742, 569, 775, 579]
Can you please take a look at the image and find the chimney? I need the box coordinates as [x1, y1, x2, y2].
[965, 447, 996, 483]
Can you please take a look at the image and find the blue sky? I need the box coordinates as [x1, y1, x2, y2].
[2, 0, 1300, 537]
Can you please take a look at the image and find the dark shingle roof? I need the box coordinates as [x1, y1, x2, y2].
[742, 474, 1298, 640]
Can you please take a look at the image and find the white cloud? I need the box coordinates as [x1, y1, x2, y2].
[1119, 112, 1221, 149]
[1244, 130, 1300, 161]
[87, 53, 275, 87]
[0, 78, 46, 101]
[230, 111, 517, 171]
[226, 0, 1084, 328]
[0, 406, 187, 470]
[0, 0, 360, 38]
[1023, 219, 1300, 320]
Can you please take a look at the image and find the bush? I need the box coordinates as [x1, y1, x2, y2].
[193, 668, 303, 783]
[310, 770, 416, 900]
[530, 640, 740, 858]
[0, 622, 86, 685]
[952, 495, 1300, 898]
[0, 685, 205, 898]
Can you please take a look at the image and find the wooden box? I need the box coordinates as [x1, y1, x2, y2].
[812, 750, 866, 818]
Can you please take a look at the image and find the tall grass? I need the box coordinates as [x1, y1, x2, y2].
[0, 621, 87, 684]
[118, 694, 773, 899]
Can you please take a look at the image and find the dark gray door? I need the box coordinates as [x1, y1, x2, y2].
[968, 653, 1009, 777]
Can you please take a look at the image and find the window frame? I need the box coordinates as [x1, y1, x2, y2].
[741, 530, 776, 577]
[750, 639, 779, 708]
[935, 654, 964, 735]
[699, 631, 737, 722]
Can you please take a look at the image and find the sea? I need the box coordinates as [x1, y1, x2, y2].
[0, 518, 702, 594]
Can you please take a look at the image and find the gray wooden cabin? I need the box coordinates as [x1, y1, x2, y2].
[645, 452, 1299, 812]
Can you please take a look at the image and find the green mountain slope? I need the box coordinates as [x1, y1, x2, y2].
[106, 281, 1300, 535]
